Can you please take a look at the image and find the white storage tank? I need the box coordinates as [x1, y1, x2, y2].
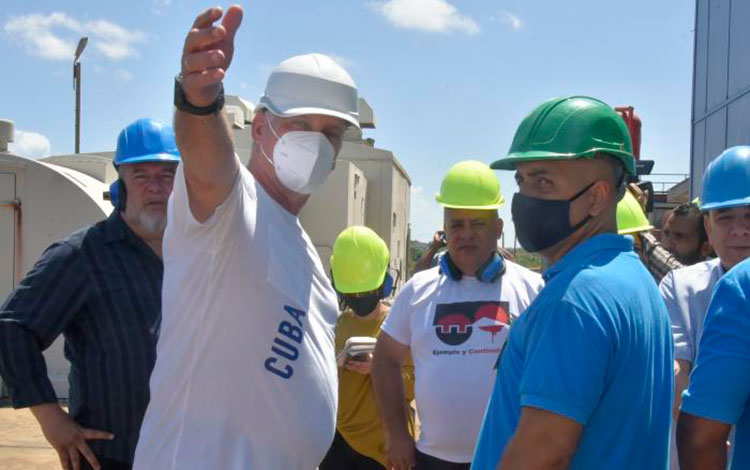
[0, 119, 111, 398]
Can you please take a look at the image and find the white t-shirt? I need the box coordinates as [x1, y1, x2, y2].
[660, 258, 724, 363]
[133, 164, 340, 470]
[381, 262, 542, 463]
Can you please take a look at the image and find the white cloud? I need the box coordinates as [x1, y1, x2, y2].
[4, 12, 147, 62]
[153, 0, 172, 15]
[87, 19, 147, 60]
[114, 68, 133, 81]
[498, 10, 522, 31]
[4, 13, 81, 60]
[409, 185, 443, 242]
[9, 130, 51, 159]
[369, 0, 480, 35]
[93, 64, 134, 82]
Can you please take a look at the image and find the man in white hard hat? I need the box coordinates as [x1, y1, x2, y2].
[133, 6, 360, 469]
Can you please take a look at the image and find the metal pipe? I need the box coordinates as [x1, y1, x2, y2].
[0, 198, 22, 286]
[74, 62, 81, 154]
[73, 37, 87, 155]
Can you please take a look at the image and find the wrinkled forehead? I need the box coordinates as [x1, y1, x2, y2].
[268, 111, 349, 132]
[667, 211, 702, 227]
[709, 206, 750, 219]
[120, 161, 178, 175]
[444, 208, 497, 223]
[514, 159, 600, 184]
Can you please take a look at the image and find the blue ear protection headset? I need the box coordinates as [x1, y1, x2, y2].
[381, 272, 394, 297]
[109, 180, 126, 212]
[439, 251, 506, 283]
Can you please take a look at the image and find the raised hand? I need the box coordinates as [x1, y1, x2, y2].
[180, 5, 243, 107]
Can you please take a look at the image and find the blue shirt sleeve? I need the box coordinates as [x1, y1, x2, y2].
[518, 300, 610, 425]
[681, 273, 750, 425]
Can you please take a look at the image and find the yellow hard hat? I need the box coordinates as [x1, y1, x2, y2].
[330, 226, 390, 294]
[617, 191, 653, 235]
[436, 160, 504, 210]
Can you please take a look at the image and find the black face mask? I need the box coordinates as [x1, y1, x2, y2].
[511, 181, 596, 253]
[343, 293, 381, 317]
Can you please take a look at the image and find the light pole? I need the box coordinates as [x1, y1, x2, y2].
[73, 37, 88, 154]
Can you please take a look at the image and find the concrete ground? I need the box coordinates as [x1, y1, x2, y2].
[0, 405, 60, 470]
[0, 401, 420, 469]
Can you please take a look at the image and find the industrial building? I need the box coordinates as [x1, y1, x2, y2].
[690, 0, 750, 196]
[0, 96, 410, 398]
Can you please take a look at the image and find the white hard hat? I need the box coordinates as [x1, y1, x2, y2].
[256, 53, 360, 129]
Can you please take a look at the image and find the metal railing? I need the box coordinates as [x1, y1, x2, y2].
[640, 173, 689, 194]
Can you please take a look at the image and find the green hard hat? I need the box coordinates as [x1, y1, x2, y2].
[492, 96, 636, 175]
[330, 226, 390, 294]
[435, 160, 505, 210]
[617, 191, 653, 234]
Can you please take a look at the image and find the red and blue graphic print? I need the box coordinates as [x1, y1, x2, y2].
[433, 301, 510, 346]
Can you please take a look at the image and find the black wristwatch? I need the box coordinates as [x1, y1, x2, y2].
[173, 74, 225, 115]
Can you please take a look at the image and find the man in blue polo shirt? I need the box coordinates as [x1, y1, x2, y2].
[471, 96, 673, 470]
[677, 259, 750, 469]
[676, 150, 750, 469]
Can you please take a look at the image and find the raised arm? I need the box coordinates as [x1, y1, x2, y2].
[175, 5, 243, 222]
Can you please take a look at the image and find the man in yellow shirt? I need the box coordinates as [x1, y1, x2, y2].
[320, 226, 415, 469]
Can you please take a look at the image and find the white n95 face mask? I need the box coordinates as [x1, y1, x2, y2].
[261, 119, 336, 195]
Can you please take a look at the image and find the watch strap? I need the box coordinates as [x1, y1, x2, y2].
[174, 75, 225, 116]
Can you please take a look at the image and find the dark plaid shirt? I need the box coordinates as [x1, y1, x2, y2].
[639, 232, 684, 283]
[0, 211, 162, 464]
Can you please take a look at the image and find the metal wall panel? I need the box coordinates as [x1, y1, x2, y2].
[728, 0, 750, 96]
[693, 0, 710, 118]
[705, 108, 728, 164]
[706, 0, 730, 111]
[727, 92, 750, 147]
[691, 120, 706, 198]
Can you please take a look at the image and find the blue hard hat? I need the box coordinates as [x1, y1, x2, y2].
[114, 118, 180, 168]
[700, 146, 750, 211]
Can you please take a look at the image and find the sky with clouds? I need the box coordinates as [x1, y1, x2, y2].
[1, 0, 695, 242]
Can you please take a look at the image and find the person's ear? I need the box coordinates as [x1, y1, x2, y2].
[587, 180, 611, 217]
[704, 214, 714, 245]
[251, 111, 269, 142]
[494, 217, 504, 240]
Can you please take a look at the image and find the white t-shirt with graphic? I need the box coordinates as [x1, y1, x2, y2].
[133, 164, 340, 470]
[381, 262, 542, 463]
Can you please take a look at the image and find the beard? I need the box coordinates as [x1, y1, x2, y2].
[676, 250, 703, 266]
[137, 210, 167, 235]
